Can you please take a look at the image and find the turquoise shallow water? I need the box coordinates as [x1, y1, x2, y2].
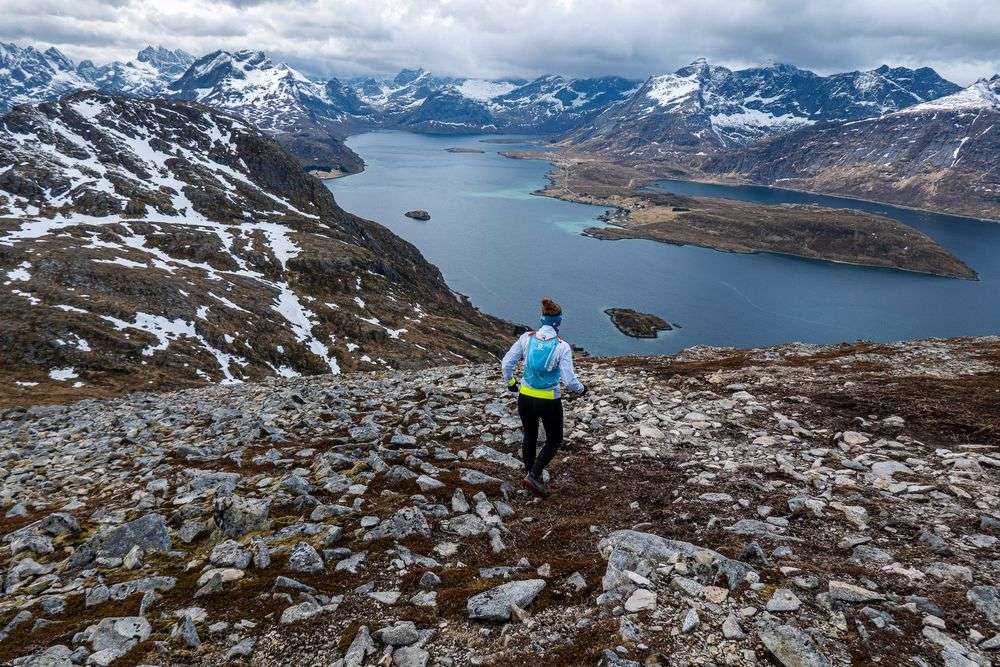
[328, 131, 1000, 357]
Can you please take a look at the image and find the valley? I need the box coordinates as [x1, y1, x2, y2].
[328, 131, 1000, 360]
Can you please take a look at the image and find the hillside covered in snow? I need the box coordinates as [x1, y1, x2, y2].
[703, 75, 1000, 219]
[0, 92, 510, 402]
[563, 59, 962, 158]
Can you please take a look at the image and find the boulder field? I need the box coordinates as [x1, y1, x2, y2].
[2, 336, 999, 665]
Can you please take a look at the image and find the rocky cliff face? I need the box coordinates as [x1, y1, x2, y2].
[703, 76, 1000, 220]
[563, 60, 961, 160]
[2, 336, 998, 665]
[0, 92, 509, 402]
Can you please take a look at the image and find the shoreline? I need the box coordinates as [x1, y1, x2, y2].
[581, 226, 980, 282]
[651, 174, 1000, 226]
[501, 147, 1000, 225]
[500, 151, 978, 281]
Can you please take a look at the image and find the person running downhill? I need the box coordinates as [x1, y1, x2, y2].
[501, 298, 587, 497]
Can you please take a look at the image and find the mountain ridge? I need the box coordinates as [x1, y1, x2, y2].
[701, 74, 1000, 220]
[561, 58, 962, 158]
[0, 91, 511, 401]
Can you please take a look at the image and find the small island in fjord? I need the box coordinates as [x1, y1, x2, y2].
[605, 308, 675, 338]
[404, 209, 431, 220]
[445, 147, 485, 153]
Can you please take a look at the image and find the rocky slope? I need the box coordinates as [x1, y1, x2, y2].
[2, 335, 998, 666]
[168, 50, 365, 175]
[563, 60, 960, 160]
[702, 76, 1000, 220]
[0, 92, 511, 404]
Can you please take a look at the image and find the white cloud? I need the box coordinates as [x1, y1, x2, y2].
[1, 0, 998, 84]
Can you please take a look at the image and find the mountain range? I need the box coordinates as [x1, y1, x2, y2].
[0, 43, 639, 173]
[703, 75, 1000, 219]
[564, 59, 962, 157]
[3, 41, 1000, 218]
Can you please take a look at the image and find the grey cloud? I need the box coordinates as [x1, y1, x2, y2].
[1, 0, 999, 84]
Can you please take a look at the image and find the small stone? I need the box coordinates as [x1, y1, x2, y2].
[624, 588, 657, 612]
[415, 475, 444, 491]
[419, 572, 441, 589]
[224, 638, 255, 660]
[280, 600, 322, 624]
[213, 495, 271, 538]
[175, 615, 200, 648]
[377, 620, 419, 646]
[767, 588, 802, 612]
[829, 580, 884, 603]
[682, 608, 700, 633]
[842, 431, 870, 446]
[287, 542, 324, 573]
[210, 540, 252, 569]
[757, 622, 831, 666]
[467, 579, 546, 622]
[967, 586, 1000, 626]
[393, 646, 430, 667]
[344, 625, 374, 667]
[723, 613, 746, 640]
[122, 545, 143, 570]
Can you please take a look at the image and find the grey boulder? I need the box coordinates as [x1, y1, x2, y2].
[968, 586, 1000, 627]
[467, 579, 546, 622]
[365, 507, 430, 542]
[213, 495, 271, 538]
[757, 622, 831, 667]
[68, 514, 170, 569]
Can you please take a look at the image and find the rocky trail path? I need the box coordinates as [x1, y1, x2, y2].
[2, 336, 999, 666]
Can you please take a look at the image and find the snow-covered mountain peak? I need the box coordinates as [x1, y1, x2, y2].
[169, 50, 322, 126]
[393, 68, 429, 86]
[674, 58, 731, 80]
[41, 47, 75, 72]
[84, 46, 196, 98]
[567, 62, 962, 156]
[900, 75, 1000, 114]
[0, 42, 93, 114]
[137, 45, 194, 68]
[452, 79, 521, 101]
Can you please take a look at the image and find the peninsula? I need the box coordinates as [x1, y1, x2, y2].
[501, 152, 977, 280]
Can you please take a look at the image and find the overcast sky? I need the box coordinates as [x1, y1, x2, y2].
[3, 0, 999, 85]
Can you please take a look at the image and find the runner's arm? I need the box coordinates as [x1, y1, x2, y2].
[558, 343, 585, 394]
[501, 334, 527, 385]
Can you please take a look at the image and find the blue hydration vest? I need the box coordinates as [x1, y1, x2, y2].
[523, 334, 560, 390]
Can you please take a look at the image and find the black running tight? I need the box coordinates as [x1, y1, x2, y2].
[517, 394, 563, 478]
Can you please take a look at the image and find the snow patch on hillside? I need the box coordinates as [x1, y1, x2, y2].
[455, 79, 519, 101]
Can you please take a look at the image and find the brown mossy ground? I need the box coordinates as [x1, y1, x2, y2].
[5, 338, 998, 665]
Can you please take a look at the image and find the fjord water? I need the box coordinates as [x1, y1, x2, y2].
[328, 131, 1000, 357]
